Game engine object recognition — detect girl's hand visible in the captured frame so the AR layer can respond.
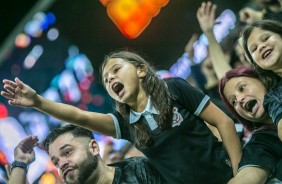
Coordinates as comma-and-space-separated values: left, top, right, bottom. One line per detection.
1, 78, 37, 107
197, 1, 217, 34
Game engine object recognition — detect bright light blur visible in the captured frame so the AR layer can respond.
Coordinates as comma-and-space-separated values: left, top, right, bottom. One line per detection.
15, 33, 31, 48
39, 173, 56, 184
103, 0, 169, 39
47, 28, 59, 41
169, 9, 236, 79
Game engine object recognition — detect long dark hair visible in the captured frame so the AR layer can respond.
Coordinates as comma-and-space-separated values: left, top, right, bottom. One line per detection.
218, 66, 277, 131
241, 19, 282, 87
101, 50, 173, 147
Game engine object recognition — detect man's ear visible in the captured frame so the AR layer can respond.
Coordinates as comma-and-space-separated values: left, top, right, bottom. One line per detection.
137, 64, 148, 78
88, 139, 100, 156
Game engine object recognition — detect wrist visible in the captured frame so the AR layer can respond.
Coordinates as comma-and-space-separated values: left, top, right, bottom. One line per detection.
34, 94, 43, 108
11, 160, 29, 173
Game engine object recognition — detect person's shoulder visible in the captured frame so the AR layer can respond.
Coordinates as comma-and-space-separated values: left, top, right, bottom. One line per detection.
164, 77, 187, 83
109, 157, 152, 169
164, 77, 189, 88
249, 127, 278, 142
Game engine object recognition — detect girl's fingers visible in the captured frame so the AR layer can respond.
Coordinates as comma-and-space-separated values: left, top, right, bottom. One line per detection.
15, 78, 25, 89
1, 91, 14, 100
210, 4, 217, 21
8, 99, 19, 106
3, 79, 17, 86
4, 85, 15, 95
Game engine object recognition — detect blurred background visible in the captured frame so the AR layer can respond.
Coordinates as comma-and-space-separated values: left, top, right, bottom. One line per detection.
0, 0, 248, 183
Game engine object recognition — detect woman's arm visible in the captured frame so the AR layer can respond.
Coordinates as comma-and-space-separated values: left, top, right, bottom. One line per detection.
197, 1, 232, 79
200, 101, 242, 175
1, 78, 116, 137
228, 167, 270, 184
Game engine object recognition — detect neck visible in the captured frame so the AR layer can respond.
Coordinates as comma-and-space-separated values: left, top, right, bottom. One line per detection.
86, 160, 115, 184
128, 84, 148, 112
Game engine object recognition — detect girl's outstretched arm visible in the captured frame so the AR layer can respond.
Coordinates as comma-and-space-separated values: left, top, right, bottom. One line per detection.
1, 78, 116, 137
200, 101, 242, 176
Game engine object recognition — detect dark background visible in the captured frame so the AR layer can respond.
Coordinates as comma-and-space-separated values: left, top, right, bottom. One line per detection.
0, 0, 247, 74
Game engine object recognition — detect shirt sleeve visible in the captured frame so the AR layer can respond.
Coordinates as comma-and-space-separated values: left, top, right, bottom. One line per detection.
108, 111, 133, 142
166, 77, 210, 116
238, 130, 282, 173
263, 81, 282, 126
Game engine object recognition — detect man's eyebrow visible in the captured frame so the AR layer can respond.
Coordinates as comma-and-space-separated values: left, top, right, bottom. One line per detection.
50, 144, 72, 162
103, 64, 118, 80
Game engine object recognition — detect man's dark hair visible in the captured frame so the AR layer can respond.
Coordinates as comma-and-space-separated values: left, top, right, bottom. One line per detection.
43, 124, 94, 153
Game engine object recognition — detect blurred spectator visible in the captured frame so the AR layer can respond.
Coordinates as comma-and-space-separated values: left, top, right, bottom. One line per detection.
102, 139, 144, 164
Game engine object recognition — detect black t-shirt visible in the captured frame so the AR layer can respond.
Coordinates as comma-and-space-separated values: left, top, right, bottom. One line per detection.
110, 78, 233, 184
263, 80, 282, 126
239, 128, 282, 180
110, 157, 165, 184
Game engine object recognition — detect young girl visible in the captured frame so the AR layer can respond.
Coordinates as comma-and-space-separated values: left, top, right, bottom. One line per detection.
1, 51, 241, 183
218, 66, 282, 183
240, 19, 282, 141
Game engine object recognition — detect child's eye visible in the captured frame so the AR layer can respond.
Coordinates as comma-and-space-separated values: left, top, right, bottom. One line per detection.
263, 35, 269, 41
114, 68, 120, 73
104, 78, 108, 84
231, 99, 237, 106
239, 85, 245, 92
250, 47, 257, 53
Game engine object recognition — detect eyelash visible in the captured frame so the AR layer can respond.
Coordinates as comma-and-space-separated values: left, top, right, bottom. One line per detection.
239, 85, 245, 92
230, 85, 245, 106
65, 149, 72, 157
263, 35, 269, 41
231, 99, 237, 106
114, 67, 120, 73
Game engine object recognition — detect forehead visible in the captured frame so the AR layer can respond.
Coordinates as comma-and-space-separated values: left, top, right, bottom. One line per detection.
103, 58, 127, 72
248, 28, 272, 43
223, 76, 263, 94
48, 133, 79, 155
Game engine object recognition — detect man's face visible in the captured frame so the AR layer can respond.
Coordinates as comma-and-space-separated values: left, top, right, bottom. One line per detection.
48, 133, 98, 184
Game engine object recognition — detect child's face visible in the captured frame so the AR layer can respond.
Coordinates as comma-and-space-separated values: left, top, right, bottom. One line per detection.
247, 28, 282, 72
223, 76, 269, 123
102, 58, 144, 103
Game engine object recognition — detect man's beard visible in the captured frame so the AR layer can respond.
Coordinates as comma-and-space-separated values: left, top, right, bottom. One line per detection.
64, 151, 98, 184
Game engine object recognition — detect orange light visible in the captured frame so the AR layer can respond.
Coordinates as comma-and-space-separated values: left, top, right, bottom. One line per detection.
39, 173, 56, 184
102, 0, 169, 39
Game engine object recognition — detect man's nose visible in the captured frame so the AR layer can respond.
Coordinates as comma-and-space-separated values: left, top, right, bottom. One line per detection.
59, 159, 69, 171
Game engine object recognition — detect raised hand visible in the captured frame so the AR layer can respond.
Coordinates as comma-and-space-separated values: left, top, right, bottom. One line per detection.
14, 136, 39, 164
1, 78, 37, 107
197, 1, 217, 34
